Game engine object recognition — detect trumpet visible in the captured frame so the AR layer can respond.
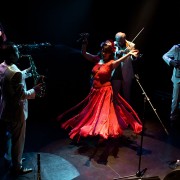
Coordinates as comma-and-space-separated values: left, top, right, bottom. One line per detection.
25, 55, 46, 98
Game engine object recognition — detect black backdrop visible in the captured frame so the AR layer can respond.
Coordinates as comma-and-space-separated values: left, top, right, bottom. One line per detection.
0, 0, 179, 121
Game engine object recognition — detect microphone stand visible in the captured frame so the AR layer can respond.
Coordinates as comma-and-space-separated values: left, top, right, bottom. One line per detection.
114, 74, 167, 180
134, 74, 169, 136
37, 153, 41, 180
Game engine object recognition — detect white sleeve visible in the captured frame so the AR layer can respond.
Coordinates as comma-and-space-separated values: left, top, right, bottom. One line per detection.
162, 45, 176, 66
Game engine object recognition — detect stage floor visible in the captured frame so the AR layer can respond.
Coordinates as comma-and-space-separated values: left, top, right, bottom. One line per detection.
0, 112, 180, 180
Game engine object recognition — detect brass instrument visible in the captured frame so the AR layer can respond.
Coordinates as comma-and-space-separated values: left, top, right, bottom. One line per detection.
17, 42, 50, 97
28, 55, 46, 98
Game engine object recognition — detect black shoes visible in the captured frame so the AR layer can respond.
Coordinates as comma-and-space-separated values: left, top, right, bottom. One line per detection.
3, 157, 26, 169
10, 166, 33, 176
3, 156, 32, 176
18, 167, 33, 175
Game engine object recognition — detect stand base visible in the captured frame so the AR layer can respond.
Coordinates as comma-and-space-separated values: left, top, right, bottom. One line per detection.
113, 168, 160, 180
114, 176, 160, 180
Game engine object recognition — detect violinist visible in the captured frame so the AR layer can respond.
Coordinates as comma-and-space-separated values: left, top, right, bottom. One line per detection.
111, 32, 142, 104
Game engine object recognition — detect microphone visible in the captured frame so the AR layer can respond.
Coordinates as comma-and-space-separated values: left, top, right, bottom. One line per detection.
77, 33, 89, 43
79, 33, 89, 37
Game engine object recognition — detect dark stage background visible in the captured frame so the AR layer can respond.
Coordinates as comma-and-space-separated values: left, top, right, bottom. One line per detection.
0, 0, 180, 122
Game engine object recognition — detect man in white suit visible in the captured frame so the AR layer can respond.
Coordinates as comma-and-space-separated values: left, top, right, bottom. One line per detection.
111, 32, 137, 104
0, 42, 43, 176
162, 44, 180, 126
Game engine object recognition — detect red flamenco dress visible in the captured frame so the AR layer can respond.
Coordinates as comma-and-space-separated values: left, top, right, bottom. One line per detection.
57, 60, 142, 140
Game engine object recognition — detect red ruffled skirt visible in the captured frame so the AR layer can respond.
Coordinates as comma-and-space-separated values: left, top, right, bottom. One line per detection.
57, 85, 142, 140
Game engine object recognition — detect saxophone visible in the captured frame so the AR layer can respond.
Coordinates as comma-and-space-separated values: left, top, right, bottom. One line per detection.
17, 43, 50, 97
28, 55, 46, 98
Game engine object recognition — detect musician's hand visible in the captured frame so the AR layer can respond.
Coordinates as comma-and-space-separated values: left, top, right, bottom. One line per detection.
26, 67, 32, 73
33, 83, 44, 95
129, 49, 139, 58
170, 60, 180, 68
